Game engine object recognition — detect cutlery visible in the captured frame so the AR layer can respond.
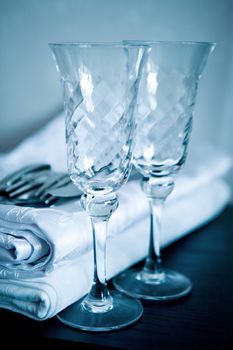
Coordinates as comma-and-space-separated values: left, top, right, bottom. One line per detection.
0, 164, 51, 191
0, 164, 141, 206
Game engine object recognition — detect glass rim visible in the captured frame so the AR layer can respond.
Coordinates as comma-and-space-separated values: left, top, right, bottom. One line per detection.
123, 40, 216, 47
48, 41, 146, 48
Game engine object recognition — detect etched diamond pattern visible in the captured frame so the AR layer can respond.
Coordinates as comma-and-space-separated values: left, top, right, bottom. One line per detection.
134, 66, 198, 175
66, 80, 135, 186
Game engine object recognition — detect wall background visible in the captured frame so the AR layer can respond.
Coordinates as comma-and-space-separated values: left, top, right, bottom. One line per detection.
0, 0, 232, 189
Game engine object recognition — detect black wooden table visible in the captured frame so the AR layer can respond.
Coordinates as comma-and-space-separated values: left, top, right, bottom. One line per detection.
1, 205, 233, 349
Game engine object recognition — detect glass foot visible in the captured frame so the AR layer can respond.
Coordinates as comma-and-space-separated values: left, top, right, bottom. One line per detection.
56, 290, 143, 331
113, 267, 192, 301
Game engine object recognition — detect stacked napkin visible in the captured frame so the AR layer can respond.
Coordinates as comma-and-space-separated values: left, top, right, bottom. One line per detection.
0, 112, 231, 320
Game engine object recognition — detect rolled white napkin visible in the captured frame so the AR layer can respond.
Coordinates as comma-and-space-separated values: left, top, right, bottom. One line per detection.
0, 179, 230, 320
0, 180, 148, 279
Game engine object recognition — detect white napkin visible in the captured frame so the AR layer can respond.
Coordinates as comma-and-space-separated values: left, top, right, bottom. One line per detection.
0, 180, 148, 279
0, 113, 67, 176
0, 179, 230, 320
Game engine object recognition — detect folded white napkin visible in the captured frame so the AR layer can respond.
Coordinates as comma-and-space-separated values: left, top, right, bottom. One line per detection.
0, 180, 148, 279
0, 179, 230, 320
0, 113, 67, 176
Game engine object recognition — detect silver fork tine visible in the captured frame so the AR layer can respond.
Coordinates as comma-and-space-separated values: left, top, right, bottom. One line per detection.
0, 166, 73, 207
51, 174, 70, 188
8, 179, 44, 198
44, 195, 58, 205
0, 165, 34, 189
34, 174, 60, 197
38, 175, 71, 205
0, 164, 51, 190
35, 173, 68, 197
22, 169, 51, 180
6, 164, 51, 186
5, 170, 51, 195
39, 175, 70, 200
5, 178, 29, 192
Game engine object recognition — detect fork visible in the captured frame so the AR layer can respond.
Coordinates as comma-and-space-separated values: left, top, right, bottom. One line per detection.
0, 163, 51, 191
0, 165, 70, 206
0, 164, 141, 207
5, 170, 51, 198
34, 173, 71, 205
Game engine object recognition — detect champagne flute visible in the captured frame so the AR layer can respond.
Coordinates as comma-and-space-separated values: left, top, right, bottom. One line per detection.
113, 40, 215, 300
49, 42, 147, 330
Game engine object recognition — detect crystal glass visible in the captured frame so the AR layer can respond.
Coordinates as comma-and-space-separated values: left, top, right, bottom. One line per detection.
49, 42, 147, 331
113, 41, 215, 300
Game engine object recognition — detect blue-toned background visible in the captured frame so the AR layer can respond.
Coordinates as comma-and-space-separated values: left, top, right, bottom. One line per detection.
0, 0, 232, 191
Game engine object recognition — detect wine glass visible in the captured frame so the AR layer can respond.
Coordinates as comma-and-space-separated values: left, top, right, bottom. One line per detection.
113, 41, 215, 300
49, 42, 147, 331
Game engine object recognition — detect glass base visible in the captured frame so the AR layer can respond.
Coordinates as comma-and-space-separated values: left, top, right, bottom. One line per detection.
56, 290, 143, 331
113, 267, 192, 301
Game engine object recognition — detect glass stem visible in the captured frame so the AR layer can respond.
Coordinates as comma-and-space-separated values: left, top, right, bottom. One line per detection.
141, 176, 174, 277
81, 193, 118, 313
144, 198, 164, 272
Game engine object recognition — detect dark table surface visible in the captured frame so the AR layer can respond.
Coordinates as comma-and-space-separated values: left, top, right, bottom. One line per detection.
1, 205, 233, 349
